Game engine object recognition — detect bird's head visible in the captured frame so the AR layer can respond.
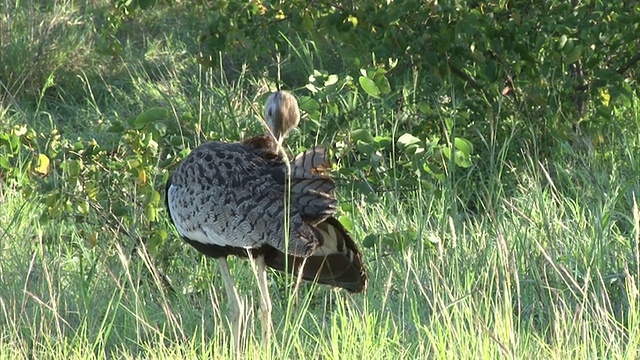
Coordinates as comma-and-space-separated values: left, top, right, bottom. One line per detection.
264, 90, 300, 144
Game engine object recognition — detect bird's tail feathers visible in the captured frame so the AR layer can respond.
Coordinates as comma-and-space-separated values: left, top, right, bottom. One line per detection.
265, 217, 367, 293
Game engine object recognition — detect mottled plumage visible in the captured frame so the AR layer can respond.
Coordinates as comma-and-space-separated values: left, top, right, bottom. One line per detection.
166, 136, 366, 291
165, 90, 366, 348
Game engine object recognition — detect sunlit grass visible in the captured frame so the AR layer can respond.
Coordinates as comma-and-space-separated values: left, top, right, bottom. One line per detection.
1, 179, 639, 357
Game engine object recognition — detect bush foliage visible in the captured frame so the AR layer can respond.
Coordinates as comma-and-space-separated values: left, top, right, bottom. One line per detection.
2, 0, 639, 255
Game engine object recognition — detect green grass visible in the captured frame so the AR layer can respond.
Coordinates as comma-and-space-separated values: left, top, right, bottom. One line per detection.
2, 1, 640, 359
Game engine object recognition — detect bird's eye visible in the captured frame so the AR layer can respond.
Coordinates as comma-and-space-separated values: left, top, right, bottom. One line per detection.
267, 109, 273, 117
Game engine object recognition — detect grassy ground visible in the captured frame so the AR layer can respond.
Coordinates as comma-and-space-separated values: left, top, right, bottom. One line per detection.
1, 1, 639, 359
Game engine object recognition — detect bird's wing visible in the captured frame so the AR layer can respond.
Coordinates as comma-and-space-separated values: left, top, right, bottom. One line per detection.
242, 137, 338, 224
288, 146, 337, 224
167, 141, 318, 257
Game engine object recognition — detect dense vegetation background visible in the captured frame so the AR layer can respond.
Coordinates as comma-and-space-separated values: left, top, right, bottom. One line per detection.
1, 0, 639, 358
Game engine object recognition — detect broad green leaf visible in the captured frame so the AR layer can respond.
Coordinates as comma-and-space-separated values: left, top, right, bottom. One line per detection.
0, 156, 10, 170
443, 145, 473, 168
64, 159, 82, 177
299, 96, 320, 112
454, 137, 474, 156
445, 118, 454, 132
358, 76, 380, 97
618, 93, 632, 108
9, 135, 20, 153
566, 45, 581, 64
442, 147, 451, 160
356, 142, 375, 156
340, 203, 353, 212
363, 234, 378, 248
147, 230, 168, 253
374, 74, 391, 94
135, 107, 168, 130
351, 129, 375, 143
338, 216, 353, 232
374, 136, 392, 149
179, 148, 191, 158
144, 202, 156, 221
561, 38, 574, 54
397, 133, 421, 148
147, 190, 161, 206
170, 136, 185, 147
398, 133, 424, 155
374, 67, 388, 77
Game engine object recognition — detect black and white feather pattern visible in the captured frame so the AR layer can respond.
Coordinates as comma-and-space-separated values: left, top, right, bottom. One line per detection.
166, 134, 366, 292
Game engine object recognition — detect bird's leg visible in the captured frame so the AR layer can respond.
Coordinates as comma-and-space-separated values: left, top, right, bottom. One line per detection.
248, 252, 272, 348
291, 256, 309, 310
217, 257, 244, 353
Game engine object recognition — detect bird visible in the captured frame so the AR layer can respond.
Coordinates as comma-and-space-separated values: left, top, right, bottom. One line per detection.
165, 90, 367, 349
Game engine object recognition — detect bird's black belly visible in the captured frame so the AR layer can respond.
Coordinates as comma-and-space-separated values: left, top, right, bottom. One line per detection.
182, 237, 275, 259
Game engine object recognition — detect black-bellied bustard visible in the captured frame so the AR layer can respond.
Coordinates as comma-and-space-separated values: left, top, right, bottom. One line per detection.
165, 90, 366, 349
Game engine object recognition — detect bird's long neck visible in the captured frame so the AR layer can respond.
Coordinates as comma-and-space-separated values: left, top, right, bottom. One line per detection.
271, 112, 286, 145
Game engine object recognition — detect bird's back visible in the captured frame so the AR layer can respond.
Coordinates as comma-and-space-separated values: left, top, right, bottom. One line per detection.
167, 136, 366, 293
167, 139, 317, 256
